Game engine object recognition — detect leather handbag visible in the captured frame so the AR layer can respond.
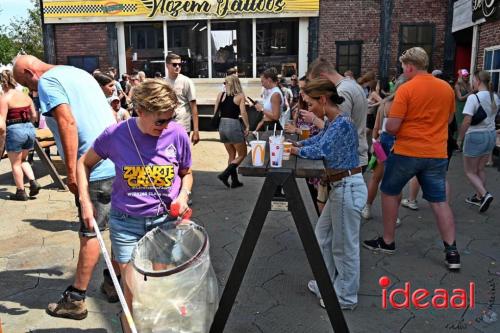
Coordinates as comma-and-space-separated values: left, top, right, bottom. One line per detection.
211, 92, 224, 129
470, 94, 487, 126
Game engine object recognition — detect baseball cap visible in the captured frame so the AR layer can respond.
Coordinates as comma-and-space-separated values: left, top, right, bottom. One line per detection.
107, 95, 120, 104
459, 69, 469, 77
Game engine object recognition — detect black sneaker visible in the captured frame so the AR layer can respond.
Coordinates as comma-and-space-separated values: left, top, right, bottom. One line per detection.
362, 237, 395, 254
29, 180, 41, 197
479, 192, 493, 213
445, 249, 461, 270
9, 189, 28, 201
465, 194, 481, 206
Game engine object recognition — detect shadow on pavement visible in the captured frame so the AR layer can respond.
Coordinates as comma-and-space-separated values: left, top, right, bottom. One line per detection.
0, 268, 65, 312
23, 219, 79, 233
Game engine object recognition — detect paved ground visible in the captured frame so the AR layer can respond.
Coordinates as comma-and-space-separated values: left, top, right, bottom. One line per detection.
0, 131, 499, 333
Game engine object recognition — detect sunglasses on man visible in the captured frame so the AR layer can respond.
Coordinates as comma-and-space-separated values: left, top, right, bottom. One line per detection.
169, 63, 182, 68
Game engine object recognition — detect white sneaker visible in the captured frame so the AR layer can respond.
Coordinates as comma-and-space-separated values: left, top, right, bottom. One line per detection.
401, 199, 418, 210
361, 205, 372, 219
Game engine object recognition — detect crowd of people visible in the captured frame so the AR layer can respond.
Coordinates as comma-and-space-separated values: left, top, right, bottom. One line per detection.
0, 45, 498, 330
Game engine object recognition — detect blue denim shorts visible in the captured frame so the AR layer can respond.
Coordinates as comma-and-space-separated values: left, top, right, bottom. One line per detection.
109, 208, 175, 263
379, 132, 395, 156
5, 123, 35, 152
463, 130, 496, 157
381, 154, 448, 202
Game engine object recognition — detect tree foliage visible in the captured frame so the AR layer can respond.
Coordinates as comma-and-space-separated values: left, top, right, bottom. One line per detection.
0, 0, 43, 64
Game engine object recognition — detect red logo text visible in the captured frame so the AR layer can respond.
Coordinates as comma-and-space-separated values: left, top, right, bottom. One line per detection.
379, 276, 475, 309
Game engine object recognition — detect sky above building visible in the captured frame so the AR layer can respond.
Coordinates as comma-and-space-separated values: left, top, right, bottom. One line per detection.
0, 0, 32, 25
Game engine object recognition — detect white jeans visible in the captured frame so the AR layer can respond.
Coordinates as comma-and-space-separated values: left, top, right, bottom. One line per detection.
314, 173, 367, 306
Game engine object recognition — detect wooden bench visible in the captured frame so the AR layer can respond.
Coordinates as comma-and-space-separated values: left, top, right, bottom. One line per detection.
35, 128, 67, 190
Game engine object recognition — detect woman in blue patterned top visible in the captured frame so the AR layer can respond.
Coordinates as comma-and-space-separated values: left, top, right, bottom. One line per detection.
291, 78, 367, 310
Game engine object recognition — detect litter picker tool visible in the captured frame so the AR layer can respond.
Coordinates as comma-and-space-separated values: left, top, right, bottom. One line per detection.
92, 218, 138, 333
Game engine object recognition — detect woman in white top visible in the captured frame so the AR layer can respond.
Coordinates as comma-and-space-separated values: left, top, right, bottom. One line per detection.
458, 70, 499, 212
254, 67, 284, 131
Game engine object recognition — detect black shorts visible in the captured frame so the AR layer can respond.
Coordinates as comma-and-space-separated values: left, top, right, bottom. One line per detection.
366, 114, 376, 130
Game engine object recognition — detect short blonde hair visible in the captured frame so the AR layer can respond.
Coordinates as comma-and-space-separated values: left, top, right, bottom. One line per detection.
225, 75, 243, 96
132, 79, 178, 114
399, 47, 429, 70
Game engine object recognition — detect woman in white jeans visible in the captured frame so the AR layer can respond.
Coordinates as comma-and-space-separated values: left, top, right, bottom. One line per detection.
457, 70, 499, 213
291, 78, 367, 310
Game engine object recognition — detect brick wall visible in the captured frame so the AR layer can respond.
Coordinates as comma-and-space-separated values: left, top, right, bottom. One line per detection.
318, 0, 380, 75
54, 23, 112, 69
318, 0, 449, 77
390, 0, 448, 73
476, 20, 500, 70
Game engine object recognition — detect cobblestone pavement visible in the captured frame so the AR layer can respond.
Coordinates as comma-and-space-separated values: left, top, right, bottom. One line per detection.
0, 132, 499, 333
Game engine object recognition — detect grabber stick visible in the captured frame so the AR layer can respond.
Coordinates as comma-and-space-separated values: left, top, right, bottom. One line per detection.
92, 219, 138, 333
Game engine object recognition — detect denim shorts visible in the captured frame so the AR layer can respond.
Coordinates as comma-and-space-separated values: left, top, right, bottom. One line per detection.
379, 132, 395, 156
463, 130, 496, 157
109, 208, 176, 263
76, 177, 114, 237
5, 123, 35, 152
219, 118, 245, 143
381, 154, 448, 202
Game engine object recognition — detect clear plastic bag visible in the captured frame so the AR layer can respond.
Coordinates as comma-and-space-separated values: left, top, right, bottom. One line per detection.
129, 222, 218, 333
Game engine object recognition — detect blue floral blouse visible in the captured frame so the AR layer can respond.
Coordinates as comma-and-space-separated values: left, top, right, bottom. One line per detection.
298, 116, 359, 169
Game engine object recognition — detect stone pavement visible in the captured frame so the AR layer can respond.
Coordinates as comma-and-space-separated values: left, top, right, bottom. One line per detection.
0, 131, 499, 333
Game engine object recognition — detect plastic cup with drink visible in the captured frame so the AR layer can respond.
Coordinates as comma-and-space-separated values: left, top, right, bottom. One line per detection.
299, 125, 310, 140
269, 135, 284, 168
250, 140, 266, 166
283, 142, 292, 160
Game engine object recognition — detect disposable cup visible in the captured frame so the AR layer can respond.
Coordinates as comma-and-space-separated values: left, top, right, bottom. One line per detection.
300, 125, 310, 140
269, 142, 284, 168
250, 140, 266, 166
283, 142, 292, 160
269, 135, 285, 144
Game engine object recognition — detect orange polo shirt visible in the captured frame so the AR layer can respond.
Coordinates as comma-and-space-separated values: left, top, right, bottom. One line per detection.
389, 74, 455, 158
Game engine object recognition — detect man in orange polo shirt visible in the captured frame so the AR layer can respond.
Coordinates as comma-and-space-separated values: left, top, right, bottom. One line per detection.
363, 47, 460, 270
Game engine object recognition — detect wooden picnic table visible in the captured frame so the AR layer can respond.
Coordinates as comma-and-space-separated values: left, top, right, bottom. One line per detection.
209, 131, 349, 333
35, 128, 66, 190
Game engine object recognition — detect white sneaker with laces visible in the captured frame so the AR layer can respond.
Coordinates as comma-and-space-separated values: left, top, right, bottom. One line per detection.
401, 198, 418, 210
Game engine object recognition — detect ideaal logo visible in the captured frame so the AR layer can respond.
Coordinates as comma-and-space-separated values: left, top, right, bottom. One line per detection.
102, 2, 124, 14
379, 276, 475, 309
123, 165, 175, 188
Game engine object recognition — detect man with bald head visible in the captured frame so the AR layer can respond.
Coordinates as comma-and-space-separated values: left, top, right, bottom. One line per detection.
14, 55, 117, 319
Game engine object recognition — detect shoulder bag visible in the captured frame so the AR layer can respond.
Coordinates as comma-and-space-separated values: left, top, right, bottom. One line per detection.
470, 94, 488, 126
211, 92, 225, 129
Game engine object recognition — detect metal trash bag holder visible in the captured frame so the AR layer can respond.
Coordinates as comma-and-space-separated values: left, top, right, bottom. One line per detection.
129, 222, 219, 333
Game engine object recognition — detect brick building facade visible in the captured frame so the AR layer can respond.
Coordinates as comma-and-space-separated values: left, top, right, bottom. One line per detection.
43, 0, 498, 92
53, 24, 115, 70
318, 0, 451, 84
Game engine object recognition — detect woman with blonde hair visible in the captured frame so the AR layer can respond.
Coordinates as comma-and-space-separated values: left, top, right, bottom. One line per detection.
455, 69, 472, 127
0, 70, 41, 200
291, 78, 367, 310
458, 70, 499, 212
77, 79, 193, 331
215, 74, 250, 188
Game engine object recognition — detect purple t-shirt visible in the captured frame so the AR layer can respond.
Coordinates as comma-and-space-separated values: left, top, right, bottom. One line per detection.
93, 118, 192, 217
